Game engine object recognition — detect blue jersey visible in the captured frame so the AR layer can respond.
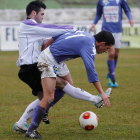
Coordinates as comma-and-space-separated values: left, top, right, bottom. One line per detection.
93, 0, 132, 33
50, 31, 99, 83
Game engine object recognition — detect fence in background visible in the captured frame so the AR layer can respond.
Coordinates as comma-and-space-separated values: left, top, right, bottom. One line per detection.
0, 20, 140, 51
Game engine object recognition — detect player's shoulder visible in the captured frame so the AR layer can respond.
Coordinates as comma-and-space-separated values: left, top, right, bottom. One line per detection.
22, 19, 37, 25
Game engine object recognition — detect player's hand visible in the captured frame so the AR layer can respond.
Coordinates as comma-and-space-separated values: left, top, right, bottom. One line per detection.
90, 24, 96, 32
129, 20, 134, 27
100, 93, 110, 107
41, 43, 46, 51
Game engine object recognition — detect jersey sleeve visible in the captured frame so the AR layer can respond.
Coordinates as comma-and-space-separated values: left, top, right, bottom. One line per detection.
121, 0, 132, 20
20, 20, 75, 42
80, 46, 99, 83
93, 0, 103, 24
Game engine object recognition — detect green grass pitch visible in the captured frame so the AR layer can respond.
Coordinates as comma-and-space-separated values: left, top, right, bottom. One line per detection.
0, 49, 140, 140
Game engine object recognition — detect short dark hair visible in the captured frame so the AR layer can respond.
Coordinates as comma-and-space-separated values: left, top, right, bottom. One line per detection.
94, 31, 115, 46
26, 1, 46, 16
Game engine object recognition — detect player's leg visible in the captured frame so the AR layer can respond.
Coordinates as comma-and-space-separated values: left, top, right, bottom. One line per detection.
107, 33, 119, 87
45, 64, 73, 113
14, 63, 67, 130
43, 88, 65, 124
56, 63, 98, 103
56, 64, 110, 107
44, 63, 74, 113
63, 82, 99, 103
114, 48, 119, 68
13, 91, 44, 133
43, 64, 73, 123
107, 46, 116, 82
107, 33, 122, 87
14, 88, 64, 130
56, 76, 111, 108
14, 76, 72, 131
26, 77, 56, 139
25, 48, 59, 138
13, 65, 44, 133
13, 99, 40, 133
114, 33, 122, 70
107, 50, 118, 87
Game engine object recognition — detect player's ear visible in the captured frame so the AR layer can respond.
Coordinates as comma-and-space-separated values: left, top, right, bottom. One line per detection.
100, 42, 106, 46
31, 10, 36, 16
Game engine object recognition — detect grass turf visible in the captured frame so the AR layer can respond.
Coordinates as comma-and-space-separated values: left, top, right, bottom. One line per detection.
0, 49, 140, 140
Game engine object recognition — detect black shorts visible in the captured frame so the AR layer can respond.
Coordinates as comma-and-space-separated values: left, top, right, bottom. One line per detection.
18, 63, 43, 96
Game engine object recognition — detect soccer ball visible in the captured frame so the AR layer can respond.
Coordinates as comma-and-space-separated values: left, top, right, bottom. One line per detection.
79, 111, 98, 131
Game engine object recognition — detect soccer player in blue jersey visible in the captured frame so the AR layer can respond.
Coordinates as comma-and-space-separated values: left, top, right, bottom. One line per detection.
25, 30, 115, 139
90, 0, 134, 87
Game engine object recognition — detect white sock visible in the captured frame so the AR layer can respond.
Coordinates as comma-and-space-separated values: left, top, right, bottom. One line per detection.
63, 83, 98, 103
17, 99, 40, 127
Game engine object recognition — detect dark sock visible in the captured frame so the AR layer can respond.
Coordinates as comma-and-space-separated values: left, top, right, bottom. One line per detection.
114, 59, 118, 69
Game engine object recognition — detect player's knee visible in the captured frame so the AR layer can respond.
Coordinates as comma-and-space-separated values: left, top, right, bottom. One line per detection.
108, 52, 115, 59
48, 96, 54, 104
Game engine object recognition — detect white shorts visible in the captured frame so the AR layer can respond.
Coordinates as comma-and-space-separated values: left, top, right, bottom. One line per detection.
37, 47, 69, 79
112, 33, 122, 49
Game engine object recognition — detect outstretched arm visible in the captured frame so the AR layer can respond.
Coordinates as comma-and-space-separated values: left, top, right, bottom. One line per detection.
93, 81, 110, 107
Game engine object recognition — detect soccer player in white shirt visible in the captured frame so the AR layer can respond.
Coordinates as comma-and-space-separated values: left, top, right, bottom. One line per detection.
14, 0, 75, 133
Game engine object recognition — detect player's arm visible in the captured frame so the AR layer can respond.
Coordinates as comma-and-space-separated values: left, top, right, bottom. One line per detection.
22, 20, 75, 41
93, 81, 110, 107
90, 1, 102, 32
42, 38, 54, 51
122, 0, 134, 27
80, 46, 110, 107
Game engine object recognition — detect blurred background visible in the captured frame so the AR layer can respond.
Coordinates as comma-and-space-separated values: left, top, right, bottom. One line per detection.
0, 0, 140, 51
0, 0, 140, 9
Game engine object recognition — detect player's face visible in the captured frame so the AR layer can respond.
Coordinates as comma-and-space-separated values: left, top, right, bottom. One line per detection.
96, 44, 112, 54
35, 8, 45, 23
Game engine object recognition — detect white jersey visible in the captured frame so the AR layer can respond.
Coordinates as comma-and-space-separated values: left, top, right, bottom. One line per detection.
17, 19, 75, 66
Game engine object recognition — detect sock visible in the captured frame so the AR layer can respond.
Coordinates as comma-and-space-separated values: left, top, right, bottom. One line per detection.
17, 99, 40, 127
45, 88, 65, 113
17, 89, 65, 127
27, 105, 45, 132
63, 83, 98, 103
114, 59, 118, 69
107, 59, 115, 82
